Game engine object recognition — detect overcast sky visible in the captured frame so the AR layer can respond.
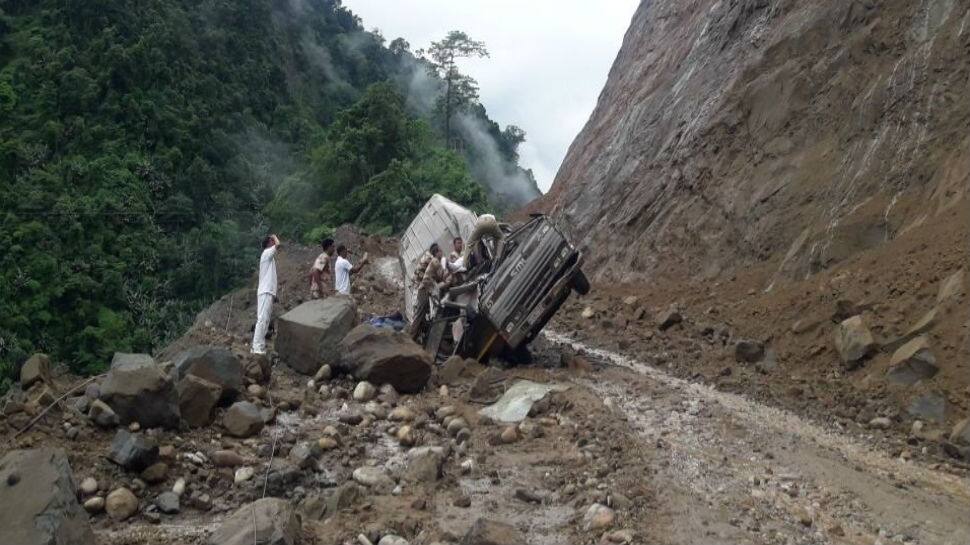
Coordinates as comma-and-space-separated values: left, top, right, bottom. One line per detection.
343, 0, 640, 192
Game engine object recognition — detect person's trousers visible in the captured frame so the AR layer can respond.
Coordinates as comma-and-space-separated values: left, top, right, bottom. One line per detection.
252, 293, 274, 353
409, 288, 430, 341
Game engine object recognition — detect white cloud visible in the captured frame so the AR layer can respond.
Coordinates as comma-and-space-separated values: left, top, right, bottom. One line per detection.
343, 0, 639, 192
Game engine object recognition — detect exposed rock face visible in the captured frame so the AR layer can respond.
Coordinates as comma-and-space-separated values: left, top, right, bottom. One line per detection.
100, 353, 180, 429
337, 324, 432, 393
276, 297, 359, 375
173, 346, 244, 402
543, 0, 970, 284
0, 448, 96, 545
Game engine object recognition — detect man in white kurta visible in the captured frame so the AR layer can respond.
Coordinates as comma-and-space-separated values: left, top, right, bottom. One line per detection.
252, 235, 280, 355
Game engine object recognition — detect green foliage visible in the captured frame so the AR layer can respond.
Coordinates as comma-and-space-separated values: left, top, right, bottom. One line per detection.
0, 1, 529, 388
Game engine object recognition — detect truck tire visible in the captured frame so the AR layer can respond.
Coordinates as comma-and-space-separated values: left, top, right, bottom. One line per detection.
571, 271, 591, 295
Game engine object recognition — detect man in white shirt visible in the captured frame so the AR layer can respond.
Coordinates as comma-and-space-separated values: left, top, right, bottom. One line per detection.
252, 234, 280, 355
309, 238, 334, 299
334, 244, 368, 295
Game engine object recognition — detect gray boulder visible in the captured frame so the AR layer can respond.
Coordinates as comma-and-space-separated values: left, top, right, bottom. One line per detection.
337, 325, 432, 393
886, 336, 938, 385
173, 346, 244, 402
177, 374, 223, 428
223, 401, 264, 438
0, 448, 96, 545
207, 498, 301, 545
461, 518, 526, 545
276, 297, 358, 375
403, 446, 446, 483
100, 353, 180, 428
154, 491, 180, 514
833, 316, 875, 367
907, 392, 946, 422
108, 430, 159, 471
656, 306, 683, 330
88, 399, 120, 428
20, 353, 52, 389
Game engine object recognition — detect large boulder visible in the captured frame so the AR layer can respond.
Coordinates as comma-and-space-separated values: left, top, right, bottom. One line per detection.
886, 336, 938, 385
833, 316, 876, 367
208, 498, 301, 545
177, 374, 223, 428
173, 346, 244, 402
276, 297, 359, 375
0, 448, 96, 545
20, 353, 53, 389
99, 353, 180, 429
336, 325, 432, 393
223, 401, 264, 438
108, 430, 160, 471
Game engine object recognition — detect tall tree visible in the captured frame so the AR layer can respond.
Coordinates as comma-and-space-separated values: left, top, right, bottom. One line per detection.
422, 31, 489, 147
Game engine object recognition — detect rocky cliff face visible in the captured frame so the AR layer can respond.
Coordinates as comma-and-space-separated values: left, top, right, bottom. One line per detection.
548, 0, 968, 284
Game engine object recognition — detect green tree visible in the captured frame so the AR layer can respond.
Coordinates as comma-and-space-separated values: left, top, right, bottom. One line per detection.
422, 31, 489, 147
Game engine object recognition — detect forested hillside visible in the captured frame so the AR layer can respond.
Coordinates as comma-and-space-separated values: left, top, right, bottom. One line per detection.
0, 0, 538, 384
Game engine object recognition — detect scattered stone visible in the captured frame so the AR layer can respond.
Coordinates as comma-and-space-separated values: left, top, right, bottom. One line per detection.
353, 381, 377, 401
336, 325, 433, 393
604, 529, 635, 544
886, 336, 938, 385
832, 299, 863, 322
656, 306, 683, 330
248, 384, 265, 398
173, 346, 244, 402
950, 418, 970, 447
868, 417, 892, 430
352, 467, 395, 494
561, 351, 593, 373
906, 308, 938, 338
397, 425, 417, 447
447, 417, 468, 437
83, 496, 105, 514
172, 478, 186, 496
403, 446, 446, 483
317, 437, 339, 451
584, 503, 616, 530
89, 399, 120, 428
314, 364, 333, 382
622, 295, 639, 306
276, 297, 359, 375
105, 487, 139, 521
234, 467, 255, 484
907, 392, 947, 422
378, 536, 409, 545
158, 445, 176, 460
20, 353, 52, 389
80, 476, 98, 496
207, 498, 301, 545
734, 340, 765, 363
438, 355, 469, 384
128, 421, 141, 432
140, 462, 169, 484
500, 426, 519, 444
454, 495, 472, 508
581, 307, 595, 319
84, 383, 100, 400
154, 491, 180, 514
108, 430, 160, 471
289, 442, 320, 469
389, 406, 416, 422
460, 518, 526, 545
212, 450, 247, 468
0, 448, 96, 544
177, 374, 223, 428
833, 316, 875, 367
223, 401, 264, 438
514, 488, 542, 504
100, 353, 180, 429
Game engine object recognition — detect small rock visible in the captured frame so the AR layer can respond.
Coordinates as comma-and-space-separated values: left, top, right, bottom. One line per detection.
207, 498, 300, 545
500, 426, 518, 444
396, 425, 417, 447
378, 535, 409, 545
886, 336, 939, 385
834, 316, 875, 367
604, 529, 634, 544
89, 400, 120, 428
105, 488, 139, 521
140, 462, 169, 484
352, 467, 395, 494
158, 445, 176, 460
83, 496, 105, 514
581, 307, 595, 319
869, 417, 892, 430
950, 418, 970, 447
584, 503, 615, 530
211, 450, 247, 468
317, 437, 339, 451
461, 518, 525, 545
223, 401, 264, 438
734, 340, 765, 363
80, 477, 99, 496
154, 491, 180, 514
289, 441, 320, 469
172, 478, 186, 496
656, 306, 683, 330
20, 353, 52, 389
108, 430, 159, 471
314, 364, 333, 381
234, 466, 255, 484
388, 406, 416, 422
454, 495, 472, 508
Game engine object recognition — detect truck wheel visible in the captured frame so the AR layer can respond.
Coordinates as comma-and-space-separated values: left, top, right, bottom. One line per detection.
571, 271, 591, 295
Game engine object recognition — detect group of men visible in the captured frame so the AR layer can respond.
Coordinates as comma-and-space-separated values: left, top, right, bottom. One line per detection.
407, 236, 468, 341
251, 235, 369, 355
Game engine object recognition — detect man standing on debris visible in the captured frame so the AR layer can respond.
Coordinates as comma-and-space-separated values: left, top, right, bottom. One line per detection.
445, 236, 466, 282
252, 234, 280, 355
409, 242, 447, 340
334, 244, 369, 296
309, 238, 334, 299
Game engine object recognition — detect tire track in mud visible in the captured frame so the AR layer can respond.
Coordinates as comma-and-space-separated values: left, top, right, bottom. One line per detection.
546, 331, 970, 545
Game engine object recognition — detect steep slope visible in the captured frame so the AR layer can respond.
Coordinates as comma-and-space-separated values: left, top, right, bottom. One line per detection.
547, 0, 968, 284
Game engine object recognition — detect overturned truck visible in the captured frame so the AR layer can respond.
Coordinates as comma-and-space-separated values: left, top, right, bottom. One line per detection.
401, 195, 589, 363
